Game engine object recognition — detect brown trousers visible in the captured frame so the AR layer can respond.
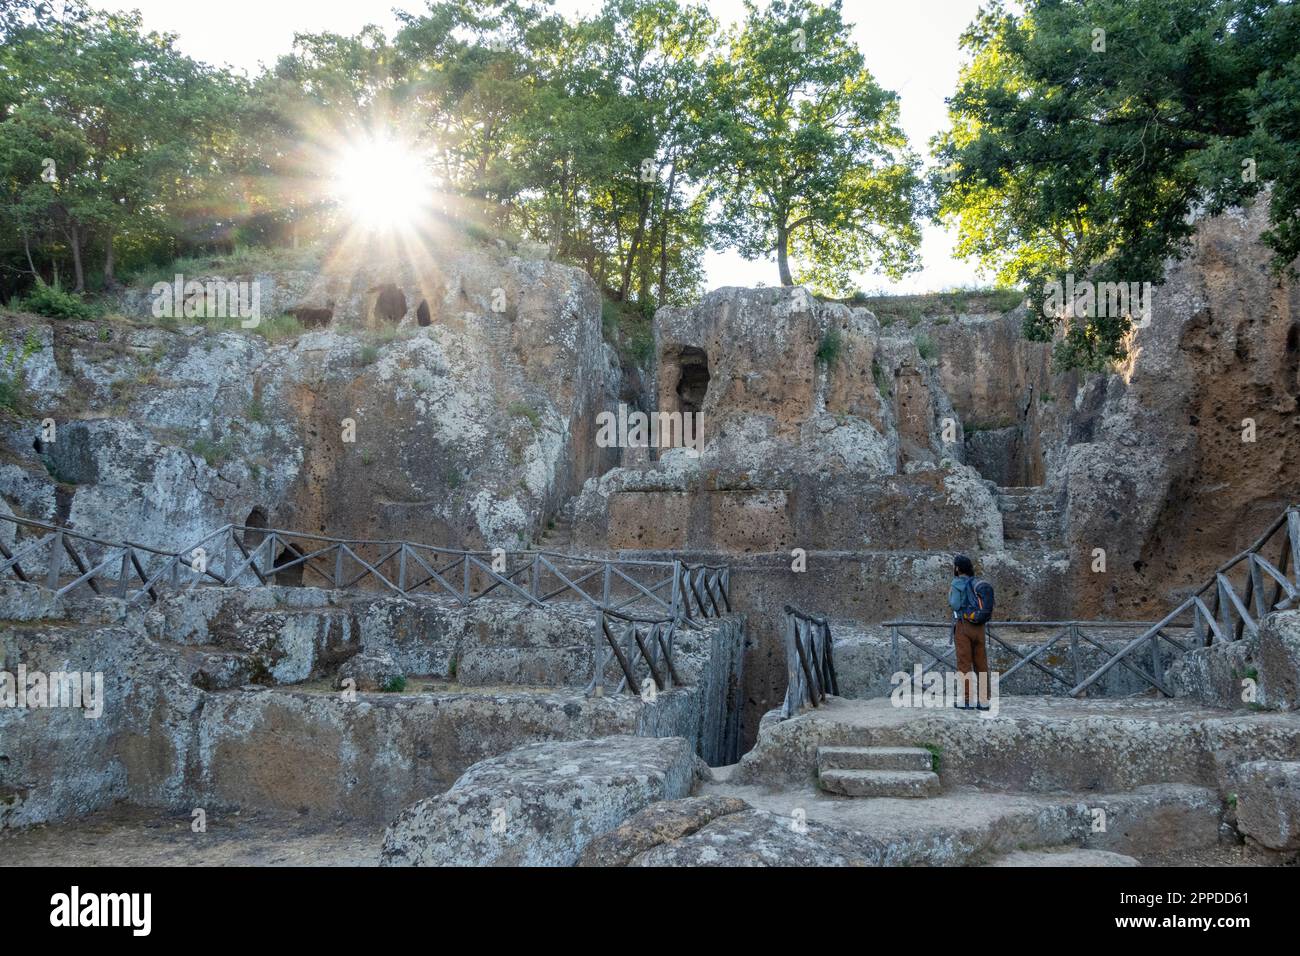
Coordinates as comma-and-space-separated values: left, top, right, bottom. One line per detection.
953, 618, 989, 704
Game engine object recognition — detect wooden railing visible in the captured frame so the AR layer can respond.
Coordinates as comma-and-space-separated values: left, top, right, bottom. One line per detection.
587, 606, 684, 698
0, 514, 730, 622
781, 604, 838, 717
1069, 503, 1300, 696
885, 620, 1187, 697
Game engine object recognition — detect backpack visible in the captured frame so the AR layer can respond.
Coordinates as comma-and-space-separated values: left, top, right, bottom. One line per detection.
959, 577, 996, 625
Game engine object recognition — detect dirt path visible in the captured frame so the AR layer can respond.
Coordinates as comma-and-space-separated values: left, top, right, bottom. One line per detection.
0, 805, 383, 866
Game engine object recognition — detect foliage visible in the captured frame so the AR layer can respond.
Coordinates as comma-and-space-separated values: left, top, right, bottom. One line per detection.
0, 330, 41, 411
934, 0, 1300, 369
13, 278, 97, 319
914, 332, 937, 362
705, 0, 924, 292
815, 327, 842, 364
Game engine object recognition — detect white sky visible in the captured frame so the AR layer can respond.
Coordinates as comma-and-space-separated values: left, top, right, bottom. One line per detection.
101, 0, 990, 294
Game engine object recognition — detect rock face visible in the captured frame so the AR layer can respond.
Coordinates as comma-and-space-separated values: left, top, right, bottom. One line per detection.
0, 240, 618, 554
379, 736, 698, 866
0, 580, 745, 828
1259, 610, 1300, 710
1233, 760, 1300, 851
1055, 200, 1300, 618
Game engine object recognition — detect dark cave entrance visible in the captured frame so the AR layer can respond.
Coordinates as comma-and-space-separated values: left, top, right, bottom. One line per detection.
671, 346, 710, 415
243, 507, 268, 549
416, 299, 431, 327
371, 284, 407, 325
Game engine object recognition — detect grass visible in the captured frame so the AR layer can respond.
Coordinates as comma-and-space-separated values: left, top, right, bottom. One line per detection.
872, 358, 891, 397
917, 742, 943, 773
815, 327, 843, 365
124, 244, 322, 288
851, 286, 1025, 327
507, 400, 541, 429
359, 345, 380, 366
190, 435, 236, 467
206, 312, 304, 343
245, 399, 264, 423
915, 332, 937, 363
0, 330, 42, 413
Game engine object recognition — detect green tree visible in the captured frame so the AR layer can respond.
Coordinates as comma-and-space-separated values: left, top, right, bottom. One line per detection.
706, 0, 923, 291
0, 1, 243, 290
935, 0, 1300, 370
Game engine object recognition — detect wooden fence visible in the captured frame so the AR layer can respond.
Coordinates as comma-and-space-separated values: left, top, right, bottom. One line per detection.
0, 514, 730, 622
781, 604, 838, 717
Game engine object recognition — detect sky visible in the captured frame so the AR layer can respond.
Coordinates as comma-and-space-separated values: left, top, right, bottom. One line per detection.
100, 0, 991, 294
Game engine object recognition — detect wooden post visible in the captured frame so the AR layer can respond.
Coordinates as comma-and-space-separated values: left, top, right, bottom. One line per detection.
46, 531, 62, 591
1070, 623, 1081, 687
398, 544, 408, 592
602, 562, 611, 606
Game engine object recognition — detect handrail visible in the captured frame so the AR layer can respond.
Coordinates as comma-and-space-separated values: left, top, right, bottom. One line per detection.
0, 513, 730, 620
781, 604, 838, 717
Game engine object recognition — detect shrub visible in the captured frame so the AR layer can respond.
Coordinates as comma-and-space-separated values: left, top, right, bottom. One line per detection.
871, 358, 891, 397
815, 328, 843, 365
508, 400, 541, 429
381, 675, 407, 693
15, 279, 97, 320
915, 333, 937, 362
359, 345, 379, 366
0, 331, 42, 412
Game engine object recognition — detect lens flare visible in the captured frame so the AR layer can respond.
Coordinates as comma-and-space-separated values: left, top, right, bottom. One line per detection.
330, 137, 430, 231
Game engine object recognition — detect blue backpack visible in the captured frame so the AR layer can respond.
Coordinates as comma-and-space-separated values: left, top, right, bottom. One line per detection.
958, 577, 995, 625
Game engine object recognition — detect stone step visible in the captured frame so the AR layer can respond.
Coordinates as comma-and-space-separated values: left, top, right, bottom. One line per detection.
817, 746, 933, 773
817, 768, 942, 798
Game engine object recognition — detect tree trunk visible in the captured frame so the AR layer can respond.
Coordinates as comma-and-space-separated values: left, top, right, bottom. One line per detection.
659, 159, 677, 303
776, 222, 793, 286
620, 186, 650, 302
68, 223, 85, 293
102, 230, 117, 290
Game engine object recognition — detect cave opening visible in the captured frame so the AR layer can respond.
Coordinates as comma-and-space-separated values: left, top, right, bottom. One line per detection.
371, 283, 407, 325
672, 346, 710, 415
273, 542, 305, 587
243, 507, 268, 548
416, 299, 431, 327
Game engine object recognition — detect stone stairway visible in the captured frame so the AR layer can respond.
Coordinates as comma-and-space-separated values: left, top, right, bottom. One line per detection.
996, 485, 1063, 549
816, 746, 941, 798
537, 497, 577, 551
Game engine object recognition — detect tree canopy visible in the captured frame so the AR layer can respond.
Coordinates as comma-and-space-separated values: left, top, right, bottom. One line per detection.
0, 0, 924, 308
934, 0, 1300, 370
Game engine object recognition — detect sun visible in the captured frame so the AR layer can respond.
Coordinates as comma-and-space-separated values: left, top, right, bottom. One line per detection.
330, 136, 431, 231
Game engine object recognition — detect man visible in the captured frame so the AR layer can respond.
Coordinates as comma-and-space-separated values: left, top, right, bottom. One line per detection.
948, 554, 990, 711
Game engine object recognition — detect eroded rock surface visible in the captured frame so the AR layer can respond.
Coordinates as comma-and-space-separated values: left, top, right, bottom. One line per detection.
379, 735, 698, 866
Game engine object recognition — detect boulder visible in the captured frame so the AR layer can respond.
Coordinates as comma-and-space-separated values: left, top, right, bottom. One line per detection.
1259, 611, 1300, 710
379, 736, 698, 866
1233, 760, 1300, 851
630, 808, 876, 866
336, 651, 401, 692
576, 794, 749, 866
